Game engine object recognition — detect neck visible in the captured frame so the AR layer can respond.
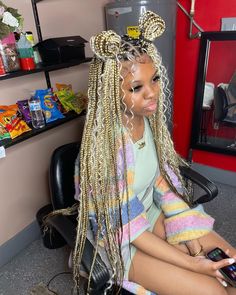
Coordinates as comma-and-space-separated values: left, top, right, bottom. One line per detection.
122, 114, 145, 143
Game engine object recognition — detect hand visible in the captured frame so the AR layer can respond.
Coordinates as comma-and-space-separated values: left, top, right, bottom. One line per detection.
186, 240, 204, 256
192, 254, 235, 287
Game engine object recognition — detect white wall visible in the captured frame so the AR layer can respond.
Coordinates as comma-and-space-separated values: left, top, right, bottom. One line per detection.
0, 0, 108, 246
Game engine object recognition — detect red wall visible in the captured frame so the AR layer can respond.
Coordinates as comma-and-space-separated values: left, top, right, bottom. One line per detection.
173, 0, 236, 172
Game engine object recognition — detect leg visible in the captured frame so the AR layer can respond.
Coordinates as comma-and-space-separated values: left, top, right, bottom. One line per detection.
128, 249, 232, 295
198, 231, 236, 256
152, 213, 236, 257
152, 212, 189, 254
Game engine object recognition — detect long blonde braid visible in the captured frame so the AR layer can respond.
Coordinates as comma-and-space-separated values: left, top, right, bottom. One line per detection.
73, 11, 191, 293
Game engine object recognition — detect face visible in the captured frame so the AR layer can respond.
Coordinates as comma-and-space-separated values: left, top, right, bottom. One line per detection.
120, 56, 160, 119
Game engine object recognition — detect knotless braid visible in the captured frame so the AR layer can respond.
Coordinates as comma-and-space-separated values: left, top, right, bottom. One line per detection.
73, 10, 192, 293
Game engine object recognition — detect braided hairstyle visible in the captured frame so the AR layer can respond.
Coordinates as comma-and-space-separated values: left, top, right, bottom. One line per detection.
73, 11, 190, 293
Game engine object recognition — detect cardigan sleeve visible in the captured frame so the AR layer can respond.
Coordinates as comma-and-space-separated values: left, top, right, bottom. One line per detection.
119, 194, 151, 246
153, 174, 215, 245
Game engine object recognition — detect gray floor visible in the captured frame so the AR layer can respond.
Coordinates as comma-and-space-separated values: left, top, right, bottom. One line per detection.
0, 182, 235, 295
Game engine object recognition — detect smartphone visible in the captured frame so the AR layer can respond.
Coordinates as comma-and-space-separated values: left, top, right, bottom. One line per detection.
206, 247, 236, 287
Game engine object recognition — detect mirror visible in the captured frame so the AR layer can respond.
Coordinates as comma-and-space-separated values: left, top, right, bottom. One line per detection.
191, 31, 236, 156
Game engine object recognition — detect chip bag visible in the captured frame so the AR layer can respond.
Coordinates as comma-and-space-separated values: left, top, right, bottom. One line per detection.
0, 108, 10, 140
54, 83, 87, 114
0, 104, 31, 139
35, 89, 65, 123
17, 99, 32, 124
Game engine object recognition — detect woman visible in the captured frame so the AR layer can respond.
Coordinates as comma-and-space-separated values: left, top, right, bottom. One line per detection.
73, 11, 236, 295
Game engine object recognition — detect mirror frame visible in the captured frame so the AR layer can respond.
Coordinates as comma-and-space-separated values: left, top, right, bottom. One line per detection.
190, 31, 236, 156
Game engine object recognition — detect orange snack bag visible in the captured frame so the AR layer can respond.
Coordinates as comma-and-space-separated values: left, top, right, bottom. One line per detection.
0, 104, 31, 139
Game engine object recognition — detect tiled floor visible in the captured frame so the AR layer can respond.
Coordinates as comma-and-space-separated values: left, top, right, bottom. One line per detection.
0, 182, 235, 295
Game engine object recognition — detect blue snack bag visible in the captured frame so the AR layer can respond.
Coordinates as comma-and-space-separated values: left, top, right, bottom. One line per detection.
35, 89, 64, 123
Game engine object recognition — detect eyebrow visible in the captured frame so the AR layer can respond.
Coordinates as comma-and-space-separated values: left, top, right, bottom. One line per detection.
131, 70, 159, 84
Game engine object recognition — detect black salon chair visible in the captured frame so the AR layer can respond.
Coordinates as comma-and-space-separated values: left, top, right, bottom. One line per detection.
214, 85, 236, 125
45, 141, 218, 294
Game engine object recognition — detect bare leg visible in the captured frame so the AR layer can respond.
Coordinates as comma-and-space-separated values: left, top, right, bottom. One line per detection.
152, 213, 236, 257
198, 231, 236, 256
148, 212, 236, 293
128, 249, 233, 295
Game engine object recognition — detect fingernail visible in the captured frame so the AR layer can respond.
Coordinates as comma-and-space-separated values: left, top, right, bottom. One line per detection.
228, 258, 235, 264
222, 281, 228, 287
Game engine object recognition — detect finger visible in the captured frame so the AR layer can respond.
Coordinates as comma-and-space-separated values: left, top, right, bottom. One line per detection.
225, 249, 236, 260
212, 258, 235, 270
216, 277, 228, 288
225, 249, 230, 256
216, 270, 225, 280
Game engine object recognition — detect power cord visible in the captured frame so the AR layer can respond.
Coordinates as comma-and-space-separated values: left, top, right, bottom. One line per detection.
45, 271, 73, 295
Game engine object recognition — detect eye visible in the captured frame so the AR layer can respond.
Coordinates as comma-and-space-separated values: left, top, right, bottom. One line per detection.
129, 85, 142, 93
153, 75, 160, 83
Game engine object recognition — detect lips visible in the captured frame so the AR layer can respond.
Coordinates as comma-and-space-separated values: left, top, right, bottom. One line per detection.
144, 102, 157, 112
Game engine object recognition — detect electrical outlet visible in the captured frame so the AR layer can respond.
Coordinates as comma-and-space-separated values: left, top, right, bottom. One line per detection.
221, 17, 236, 31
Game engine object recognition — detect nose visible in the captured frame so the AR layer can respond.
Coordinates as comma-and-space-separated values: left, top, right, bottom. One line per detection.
144, 84, 158, 100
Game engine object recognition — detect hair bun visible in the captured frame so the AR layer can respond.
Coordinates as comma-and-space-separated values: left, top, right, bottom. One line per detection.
139, 10, 165, 41
90, 30, 121, 59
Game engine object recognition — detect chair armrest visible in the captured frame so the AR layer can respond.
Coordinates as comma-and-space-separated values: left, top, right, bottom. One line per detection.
179, 166, 218, 205
48, 215, 110, 292
226, 102, 236, 110
48, 215, 76, 248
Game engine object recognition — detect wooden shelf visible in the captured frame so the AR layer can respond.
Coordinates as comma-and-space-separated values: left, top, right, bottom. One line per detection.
0, 58, 92, 81
1, 111, 85, 149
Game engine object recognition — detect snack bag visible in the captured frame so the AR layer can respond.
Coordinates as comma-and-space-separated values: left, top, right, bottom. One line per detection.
35, 89, 65, 123
17, 99, 32, 124
50, 90, 67, 114
0, 104, 31, 139
75, 90, 88, 112
55, 83, 87, 114
0, 108, 11, 140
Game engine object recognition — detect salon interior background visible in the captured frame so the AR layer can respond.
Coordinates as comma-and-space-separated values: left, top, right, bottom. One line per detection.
0, 0, 235, 269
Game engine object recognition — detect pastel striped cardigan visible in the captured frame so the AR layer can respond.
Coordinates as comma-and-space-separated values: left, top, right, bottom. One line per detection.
74, 125, 214, 295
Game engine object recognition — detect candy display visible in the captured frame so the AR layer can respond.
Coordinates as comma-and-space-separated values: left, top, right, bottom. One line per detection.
0, 33, 20, 72
35, 88, 65, 123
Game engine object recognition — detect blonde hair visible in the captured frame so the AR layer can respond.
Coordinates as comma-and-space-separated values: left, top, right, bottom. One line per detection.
73, 11, 190, 293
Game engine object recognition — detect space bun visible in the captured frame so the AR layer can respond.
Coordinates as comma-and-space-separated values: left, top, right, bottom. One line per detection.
139, 10, 165, 41
90, 30, 121, 59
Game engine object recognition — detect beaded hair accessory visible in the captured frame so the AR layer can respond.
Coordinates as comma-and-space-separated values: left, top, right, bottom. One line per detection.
90, 10, 166, 59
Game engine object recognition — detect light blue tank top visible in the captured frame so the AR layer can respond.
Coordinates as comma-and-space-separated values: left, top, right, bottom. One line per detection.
133, 118, 159, 211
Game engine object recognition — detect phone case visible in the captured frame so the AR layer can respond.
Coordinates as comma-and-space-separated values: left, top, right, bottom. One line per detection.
206, 247, 236, 287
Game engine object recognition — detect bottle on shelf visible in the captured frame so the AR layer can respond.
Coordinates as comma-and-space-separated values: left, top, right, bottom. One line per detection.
17, 34, 35, 71
28, 95, 45, 129
25, 31, 41, 64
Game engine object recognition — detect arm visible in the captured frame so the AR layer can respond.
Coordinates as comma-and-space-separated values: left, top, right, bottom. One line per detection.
133, 230, 193, 270
153, 175, 215, 245
132, 229, 235, 279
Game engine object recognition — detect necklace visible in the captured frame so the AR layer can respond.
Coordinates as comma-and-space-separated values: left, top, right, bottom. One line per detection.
138, 141, 146, 149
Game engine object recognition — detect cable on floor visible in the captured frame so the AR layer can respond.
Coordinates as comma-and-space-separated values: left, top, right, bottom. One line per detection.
46, 271, 73, 295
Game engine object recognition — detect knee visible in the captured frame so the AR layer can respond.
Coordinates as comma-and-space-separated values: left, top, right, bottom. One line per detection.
204, 284, 228, 295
